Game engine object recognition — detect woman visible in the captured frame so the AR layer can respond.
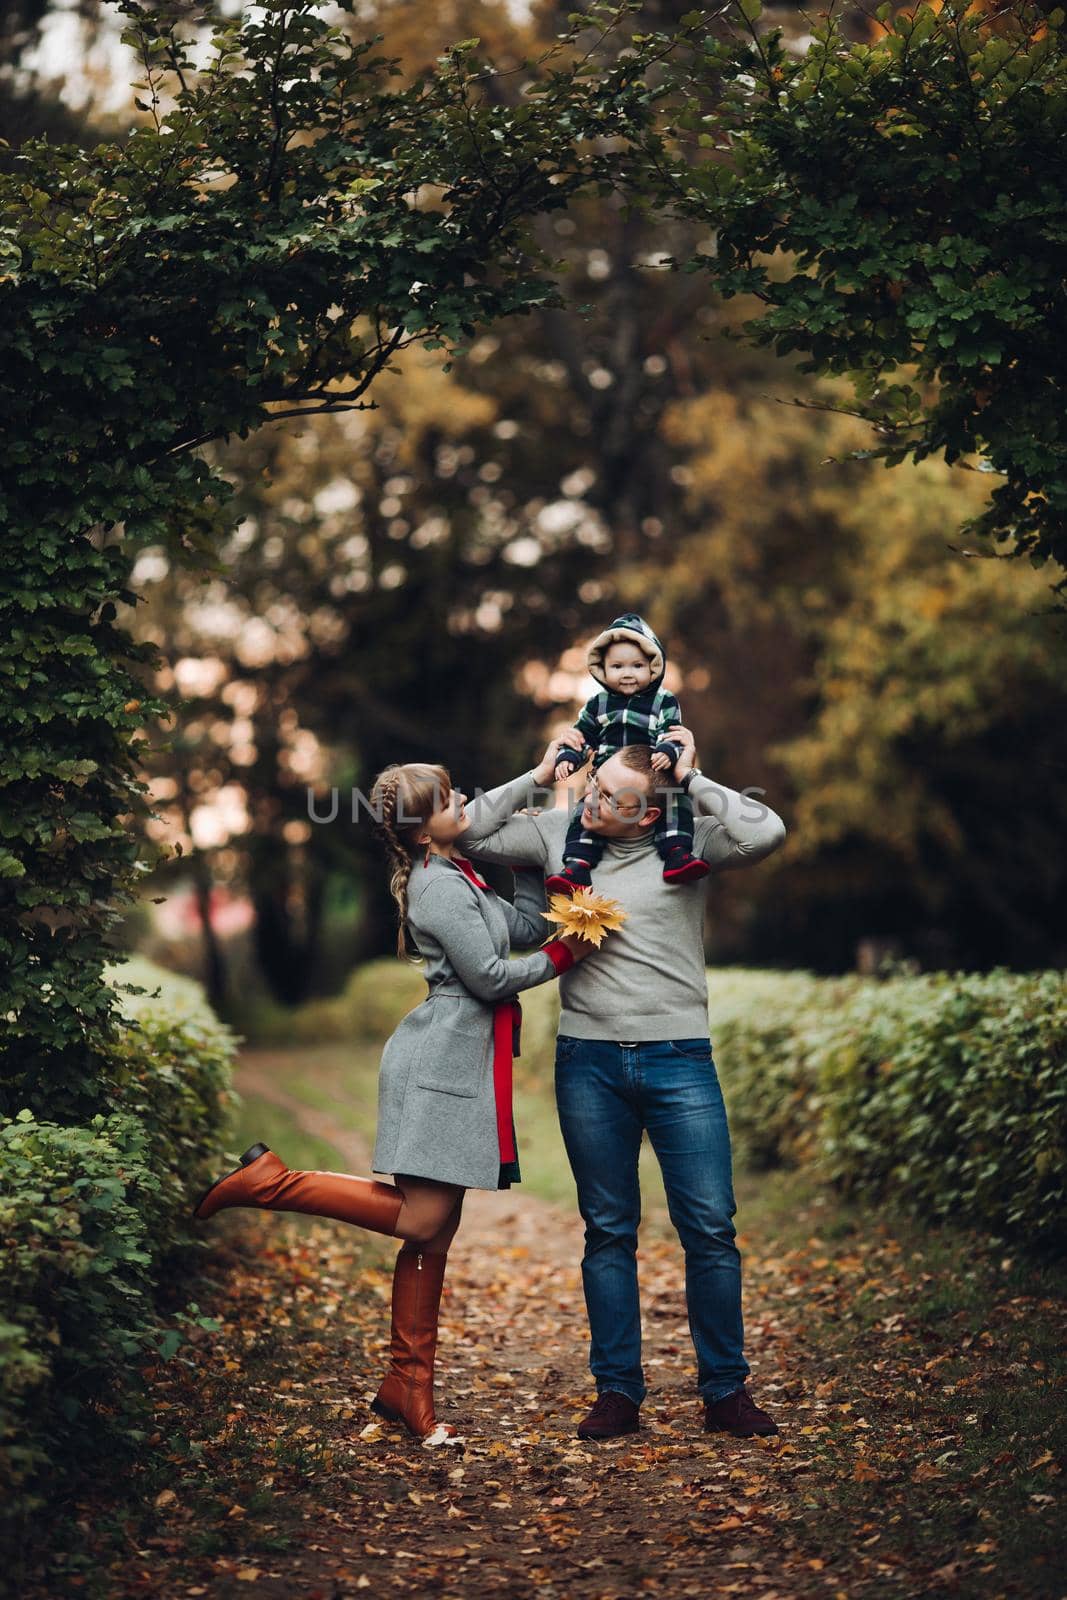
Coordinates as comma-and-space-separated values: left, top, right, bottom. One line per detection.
193, 751, 591, 1444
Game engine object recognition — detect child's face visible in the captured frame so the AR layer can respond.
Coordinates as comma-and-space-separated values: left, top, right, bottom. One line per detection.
603, 643, 653, 694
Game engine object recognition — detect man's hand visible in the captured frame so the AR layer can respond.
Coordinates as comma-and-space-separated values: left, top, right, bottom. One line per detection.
665, 724, 697, 781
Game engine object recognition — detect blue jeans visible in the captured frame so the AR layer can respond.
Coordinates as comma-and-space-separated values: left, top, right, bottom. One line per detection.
554, 1036, 750, 1407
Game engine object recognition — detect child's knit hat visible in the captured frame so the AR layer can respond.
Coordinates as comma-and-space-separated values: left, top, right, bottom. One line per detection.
587, 613, 666, 689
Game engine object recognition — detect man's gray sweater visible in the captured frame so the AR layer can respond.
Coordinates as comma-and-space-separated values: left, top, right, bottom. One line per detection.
462, 771, 787, 1043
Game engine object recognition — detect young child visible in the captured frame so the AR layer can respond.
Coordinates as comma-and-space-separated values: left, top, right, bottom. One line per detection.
544, 612, 710, 894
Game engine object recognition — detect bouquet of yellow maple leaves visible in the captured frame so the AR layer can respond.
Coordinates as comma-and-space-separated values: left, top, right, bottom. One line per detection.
542, 886, 627, 949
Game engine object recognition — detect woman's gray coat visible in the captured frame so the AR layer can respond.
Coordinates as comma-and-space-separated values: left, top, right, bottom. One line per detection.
372, 854, 561, 1191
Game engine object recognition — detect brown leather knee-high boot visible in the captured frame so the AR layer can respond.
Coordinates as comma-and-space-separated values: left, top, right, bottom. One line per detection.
371, 1247, 455, 1443
192, 1143, 403, 1234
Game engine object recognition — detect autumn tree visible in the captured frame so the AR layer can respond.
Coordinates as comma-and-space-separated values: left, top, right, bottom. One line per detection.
0, 0, 684, 1115
641, 0, 1067, 590
123, 0, 786, 993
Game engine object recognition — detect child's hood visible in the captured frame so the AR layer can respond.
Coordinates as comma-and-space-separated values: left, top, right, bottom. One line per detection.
587, 613, 666, 689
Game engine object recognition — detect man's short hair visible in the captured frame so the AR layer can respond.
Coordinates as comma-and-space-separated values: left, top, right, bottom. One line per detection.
617, 743, 671, 797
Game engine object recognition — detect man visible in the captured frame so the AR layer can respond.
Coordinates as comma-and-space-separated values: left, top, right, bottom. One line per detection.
462, 729, 787, 1441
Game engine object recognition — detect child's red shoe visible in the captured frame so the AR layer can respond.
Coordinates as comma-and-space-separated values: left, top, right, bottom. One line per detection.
545, 864, 593, 897
662, 851, 710, 885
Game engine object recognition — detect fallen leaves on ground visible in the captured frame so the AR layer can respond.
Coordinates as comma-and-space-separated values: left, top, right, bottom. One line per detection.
19, 1188, 1066, 1600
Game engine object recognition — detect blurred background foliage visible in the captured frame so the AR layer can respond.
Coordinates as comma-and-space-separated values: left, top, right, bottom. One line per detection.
8, 0, 1064, 1024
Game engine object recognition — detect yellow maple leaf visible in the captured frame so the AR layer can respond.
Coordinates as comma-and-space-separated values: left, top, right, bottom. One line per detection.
542, 886, 628, 948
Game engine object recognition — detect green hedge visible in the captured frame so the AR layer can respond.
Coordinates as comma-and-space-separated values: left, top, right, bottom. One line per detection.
710, 967, 1067, 1247
0, 959, 238, 1533
234, 954, 1067, 1247
287, 960, 1066, 1245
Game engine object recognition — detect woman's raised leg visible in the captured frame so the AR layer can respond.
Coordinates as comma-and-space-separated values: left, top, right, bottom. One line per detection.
192, 1144, 463, 1245
192, 1143, 406, 1232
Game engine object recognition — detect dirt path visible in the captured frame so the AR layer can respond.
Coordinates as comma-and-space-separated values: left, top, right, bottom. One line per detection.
211, 1056, 831, 1593
215, 1058, 886, 1598
30, 1056, 1064, 1599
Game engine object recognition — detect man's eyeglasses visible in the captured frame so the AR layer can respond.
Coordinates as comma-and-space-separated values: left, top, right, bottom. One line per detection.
587, 773, 646, 816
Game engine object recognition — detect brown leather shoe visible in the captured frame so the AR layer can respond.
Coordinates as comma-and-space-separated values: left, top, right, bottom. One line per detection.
703, 1385, 779, 1438
192, 1143, 403, 1234
371, 1248, 456, 1445
193, 1143, 276, 1219
576, 1390, 641, 1441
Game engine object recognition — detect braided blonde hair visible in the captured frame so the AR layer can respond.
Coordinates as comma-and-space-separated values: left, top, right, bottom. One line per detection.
370, 762, 452, 960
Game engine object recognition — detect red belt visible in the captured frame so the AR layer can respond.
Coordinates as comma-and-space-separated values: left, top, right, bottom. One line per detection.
492, 998, 522, 1164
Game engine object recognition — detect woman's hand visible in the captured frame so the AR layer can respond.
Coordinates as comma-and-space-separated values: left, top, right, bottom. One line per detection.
558, 933, 598, 963
532, 737, 571, 786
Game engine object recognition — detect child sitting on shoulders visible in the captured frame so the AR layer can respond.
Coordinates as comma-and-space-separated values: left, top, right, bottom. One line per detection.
545, 612, 709, 895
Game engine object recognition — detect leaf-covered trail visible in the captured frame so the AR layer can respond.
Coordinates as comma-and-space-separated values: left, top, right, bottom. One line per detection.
34, 1055, 1065, 1599
168, 1206, 854, 1600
